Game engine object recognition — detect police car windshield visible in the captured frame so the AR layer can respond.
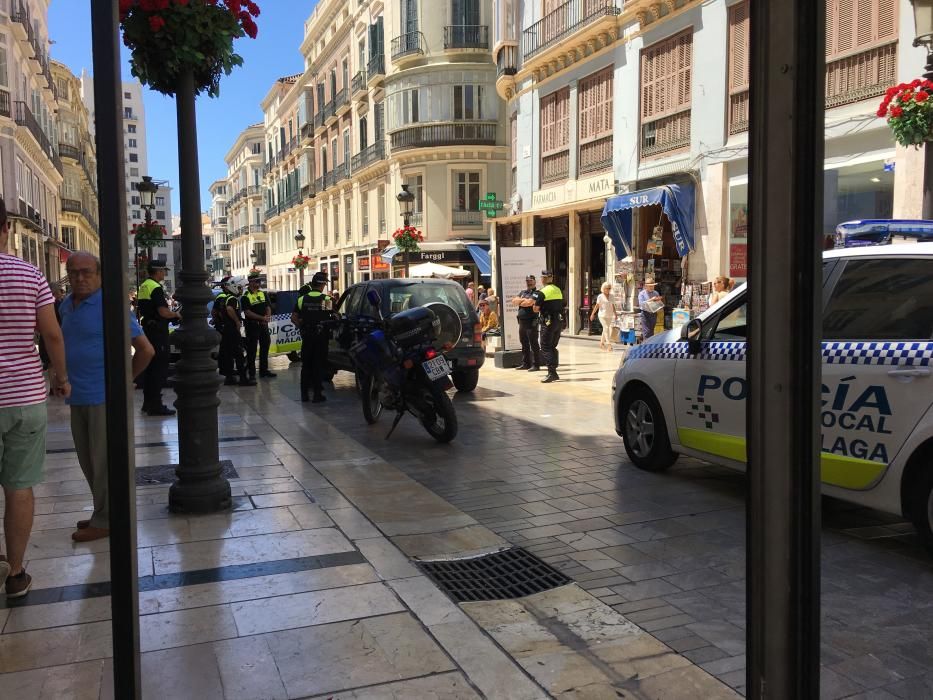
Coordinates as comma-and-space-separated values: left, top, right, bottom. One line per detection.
386, 282, 472, 317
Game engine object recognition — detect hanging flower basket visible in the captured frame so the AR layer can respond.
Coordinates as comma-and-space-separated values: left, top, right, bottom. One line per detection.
132, 221, 167, 249
120, 0, 260, 98
392, 225, 424, 253
248, 266, 262, 278
292, 254, 311, 270
878, 79, 933, 148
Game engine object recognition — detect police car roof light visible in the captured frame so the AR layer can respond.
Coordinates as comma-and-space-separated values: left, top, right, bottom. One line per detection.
835, 219, 933, 247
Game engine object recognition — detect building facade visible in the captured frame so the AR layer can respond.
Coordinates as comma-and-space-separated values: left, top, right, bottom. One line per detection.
0, 0, 64, 283
257, 0, 507, 293
51, 60, 99, 263
224, 123, 264, 277
208, 179, 229, 280
493, 0, 927, 333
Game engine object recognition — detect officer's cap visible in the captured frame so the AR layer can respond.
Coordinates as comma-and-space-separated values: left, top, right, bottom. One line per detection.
525, 274, 536, 281
311, 271, 328, 285
541, 270, 554, 277
147, 261, 169, 272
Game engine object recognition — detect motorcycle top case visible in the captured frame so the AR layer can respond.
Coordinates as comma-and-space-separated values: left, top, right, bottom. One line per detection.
350, 329, 396, 373
386, 307, 440, 348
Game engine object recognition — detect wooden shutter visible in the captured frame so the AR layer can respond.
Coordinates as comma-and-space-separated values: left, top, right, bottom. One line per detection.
554, 87, 569, 150
826, 0, 897, 58
728, 1, 749, 93
579, 67, 613, 143
641, 29, 693, 121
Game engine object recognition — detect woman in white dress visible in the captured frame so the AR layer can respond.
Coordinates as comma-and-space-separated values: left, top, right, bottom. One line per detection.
590, 281, 616, 351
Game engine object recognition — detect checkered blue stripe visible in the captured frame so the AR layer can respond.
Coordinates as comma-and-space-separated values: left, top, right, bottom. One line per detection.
626, 341, 933, 365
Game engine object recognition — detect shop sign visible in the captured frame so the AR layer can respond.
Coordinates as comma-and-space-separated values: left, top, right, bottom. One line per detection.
372, 255, 390, 271
344, 254, 354, 266
478, 192, 505, 219
530, 174, 615, 212
531, 184, 567, 210
414, 249, 473, 265
730, 243, 748, 278
358, 254, 370, 271
577, 173, 615, 198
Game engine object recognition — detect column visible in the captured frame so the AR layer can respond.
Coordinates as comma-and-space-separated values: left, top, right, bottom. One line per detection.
568, 211, 581, 335
568, 79, 579, 181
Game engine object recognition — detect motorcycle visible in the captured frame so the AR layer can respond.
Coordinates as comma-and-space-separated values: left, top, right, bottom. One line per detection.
346, 290, 459, 443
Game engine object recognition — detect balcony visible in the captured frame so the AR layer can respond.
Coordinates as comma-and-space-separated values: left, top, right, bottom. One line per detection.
496, 45, 519, 78
728, 90, 750, 136
390, 121, 497, 151
451, 210, 482, 227
0, 89, 10, 118
391, 32, 424, 61
218, 243, 231, 252
641, 109, 691, 158
14, 101, 62, 174
61, 198, 81, 214
408, 211, 423, 227
59, 142, 81, 161
541, 150, 569, 185
264, 205, 281, 221
444, 25, 489, 50
522, 0, 620, 62
578, 135, 613, 175
825, 41, 897, 109
283, 191, 300, 212
247, 185, 262, 196
314, 109, 326, 133
351, 71, 367, 97
333, 88, 349, 117
249, 224, 266, 234
367, 55, 386, 86
351, 140, 386, 172
215, 216, 228, 226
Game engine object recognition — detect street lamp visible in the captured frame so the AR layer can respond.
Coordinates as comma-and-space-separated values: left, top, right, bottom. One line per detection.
913, 0, 933, 218
135, 175, 159, 288
295, 229, 306, 289
396, 184, 415, 277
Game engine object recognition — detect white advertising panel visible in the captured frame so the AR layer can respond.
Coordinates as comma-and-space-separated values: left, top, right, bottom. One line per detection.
499, 246, 547, 351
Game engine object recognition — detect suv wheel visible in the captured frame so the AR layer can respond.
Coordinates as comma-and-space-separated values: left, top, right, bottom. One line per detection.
906, 455, 933, 556
620, 387, 678, 472
452, 368, 479, 392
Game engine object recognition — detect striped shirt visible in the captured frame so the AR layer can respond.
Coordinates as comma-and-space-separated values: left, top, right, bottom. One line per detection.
0, 253, 54, 407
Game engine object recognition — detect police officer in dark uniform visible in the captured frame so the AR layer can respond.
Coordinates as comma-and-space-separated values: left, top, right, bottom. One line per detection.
217, 276, 256, 387
242, 273, 276, 380
291, 271, 334, 403
510, 274, 541, 371
137, 261, 180, 415
532, 270, 564, 383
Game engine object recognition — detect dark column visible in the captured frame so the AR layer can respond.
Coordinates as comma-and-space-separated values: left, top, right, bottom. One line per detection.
923, 50, 933, 220
169, 71, 230, 513
89, 0, 140, 697
746, 1, 824, 697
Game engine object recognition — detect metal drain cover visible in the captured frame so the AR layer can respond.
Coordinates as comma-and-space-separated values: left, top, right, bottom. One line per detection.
418, 547, 571, 602
136, 460, 238, 485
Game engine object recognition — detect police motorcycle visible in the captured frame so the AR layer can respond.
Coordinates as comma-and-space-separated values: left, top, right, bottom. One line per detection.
343, 289, 459, 443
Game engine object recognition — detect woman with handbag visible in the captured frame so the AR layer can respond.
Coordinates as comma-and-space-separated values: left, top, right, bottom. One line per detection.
637, 277, 663, 340
590, 281, 616, 351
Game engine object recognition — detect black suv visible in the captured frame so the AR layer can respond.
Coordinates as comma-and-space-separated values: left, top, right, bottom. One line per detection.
329, 278, 485, 392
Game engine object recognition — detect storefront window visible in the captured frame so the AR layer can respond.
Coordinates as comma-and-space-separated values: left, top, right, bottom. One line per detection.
823, 160, 894, 242
728, 181, 748, 281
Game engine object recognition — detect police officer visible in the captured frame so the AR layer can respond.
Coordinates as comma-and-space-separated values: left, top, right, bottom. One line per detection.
533, 270, 564, 383
137, 261, 180, 415
217, 276, 256, 387
291, 271, 334, 403
510, 274, 541, 371
242, 273, 276, 380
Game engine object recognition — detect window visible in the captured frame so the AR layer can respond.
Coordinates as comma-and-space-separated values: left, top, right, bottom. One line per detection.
510, 114, 518, 194
401, 0, 418, 34
405, 174, 424, 212
824, 259, 933, 340
640, 29, 693, 158
130, 167, 139, 176
129, 153, 138, 162
156, 210, 165, 219
128, 138, 137, 148
156, 196, 165, 206
711, 302, 748, 340
132, 209, 141, 220
359, 40, 366, 72
454, 171, 480, 211
577, 66, 613, 175
361, 190, 369, 236
727, 1, 750, 135
539, 87, 569, 184
825, 0, 897, 108
359, 116, 368, 151
0, 34, 8, 88
128, 124, 136, 134
124, 107, 133, 119
323, 206, 329, 246
131, 195, 140, 205
345, 199, 352, 241
124, 91, 131, 99
453, 85, 483, 120
342, 58, 349, 91
402, 88, 419, 123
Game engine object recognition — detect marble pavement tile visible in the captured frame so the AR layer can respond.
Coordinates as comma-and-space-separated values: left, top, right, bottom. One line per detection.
23, 527, 110, 561
306, 487, 353, 510
138, 563, 379, 615
386, 576, 468, 627
150, 528, 353, 575
355, 536, 420, 580
23, 548, 152, 590
211, 635, 288, 700
327, 506, 383, 540
4, 595, 113, 633
309, 671, 481, 699
139, 603, 238, 653
0, 620, 112, 673
140, 642, 224, 700
135, 516, 193, 548
265, 612, 455, 698
0, 658, 105, 699
231, 580, 404, 635
391, 525, 508, 559
250, 491, 312, 508
287, 503, 335, 530
185, 506, 302, 541
614, 664, 740, 699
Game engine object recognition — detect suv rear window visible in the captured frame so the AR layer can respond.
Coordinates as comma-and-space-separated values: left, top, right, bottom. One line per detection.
823, 258, 933, 340
386, 282, 472, 317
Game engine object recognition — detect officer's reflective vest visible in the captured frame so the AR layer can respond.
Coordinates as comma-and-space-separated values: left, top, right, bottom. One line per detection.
137, 277, 163, 324
540, 284, 564, 301
297, 290, 331, 311
297, 291, 332, 337
538, 284, 564, 323
244, 290, 266, 306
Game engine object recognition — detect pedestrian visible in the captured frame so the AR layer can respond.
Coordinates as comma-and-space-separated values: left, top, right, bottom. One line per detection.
38, 283, 64, 375
0, 197, 70, 597
638, 277, 663, 340
590, 281, 616, 351
533, 271, 564, 383
485, 287, 499, 317
242, 273, 276, 380
708, 276, 729, 307
137, 261, 181, 415
478, 300, 499, 338
465, 281, 475, 303
291, 271, 334, 403
60, 253, 154, 543
510, 274, 541, 371
217, 276, 255, 387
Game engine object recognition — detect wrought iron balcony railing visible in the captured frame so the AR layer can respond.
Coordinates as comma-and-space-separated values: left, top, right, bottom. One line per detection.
444, 25, 489, 50
522, 0, 620, 61
391, 31, 425, 61
390, 122, 497, 151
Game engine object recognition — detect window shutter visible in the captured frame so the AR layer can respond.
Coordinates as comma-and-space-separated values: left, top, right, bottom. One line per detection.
728, 1, 750, 92
641, 29, 692, 122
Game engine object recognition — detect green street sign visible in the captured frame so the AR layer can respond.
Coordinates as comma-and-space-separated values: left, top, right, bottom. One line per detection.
485, 192, 497, 201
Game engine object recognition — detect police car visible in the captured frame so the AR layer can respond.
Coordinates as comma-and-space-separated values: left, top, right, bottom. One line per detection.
612, 237, 933, 553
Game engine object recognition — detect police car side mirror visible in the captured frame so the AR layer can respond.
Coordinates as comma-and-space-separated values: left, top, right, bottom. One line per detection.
683, 318, 703, 356
366, 290, 382, 308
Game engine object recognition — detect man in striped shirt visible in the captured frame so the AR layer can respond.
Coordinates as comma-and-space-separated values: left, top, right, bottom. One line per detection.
0, 198, 69, 598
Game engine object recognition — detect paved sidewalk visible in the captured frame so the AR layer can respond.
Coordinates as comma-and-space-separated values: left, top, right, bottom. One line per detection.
0, 351, 737, 700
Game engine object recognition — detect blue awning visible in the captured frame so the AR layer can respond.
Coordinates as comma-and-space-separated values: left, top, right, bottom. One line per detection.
466, 244, 491, 277
380, 245, 399, 263
601, 184, 696, 260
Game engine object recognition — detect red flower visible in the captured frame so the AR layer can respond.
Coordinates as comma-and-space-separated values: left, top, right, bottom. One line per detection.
241, 14, 258, 38
912, 79, 922, 88
890, 106, 903, 118
148, 14, 166, 32
245, 0, 260, 16
885, 86, 897, 98
175, 0, 189, 5
916, 90, 930, 103
876, 106, 887, 117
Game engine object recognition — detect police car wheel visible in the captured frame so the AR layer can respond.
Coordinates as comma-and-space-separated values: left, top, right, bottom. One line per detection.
620, 388, 678, 472
907, 461, 933, 556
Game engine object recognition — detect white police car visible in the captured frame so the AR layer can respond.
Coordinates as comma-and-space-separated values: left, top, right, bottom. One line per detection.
612, 239, 933, 552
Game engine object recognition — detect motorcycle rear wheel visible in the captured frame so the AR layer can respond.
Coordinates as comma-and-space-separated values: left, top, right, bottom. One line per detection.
421, 382, 457, 443
360, 373, 384, 424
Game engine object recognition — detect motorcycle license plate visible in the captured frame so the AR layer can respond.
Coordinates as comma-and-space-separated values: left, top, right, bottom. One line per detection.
422, 356, 451, 381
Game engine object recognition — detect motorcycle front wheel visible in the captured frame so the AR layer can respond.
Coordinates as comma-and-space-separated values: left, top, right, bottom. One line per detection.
360, 372, 384, 424
421, 381, 457, 443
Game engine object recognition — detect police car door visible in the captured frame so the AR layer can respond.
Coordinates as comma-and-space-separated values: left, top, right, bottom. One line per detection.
673, 297, 749, 467
820, 254, 933, 491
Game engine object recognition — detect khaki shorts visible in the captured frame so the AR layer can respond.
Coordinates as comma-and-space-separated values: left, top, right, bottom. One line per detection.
0, 403, 47, 490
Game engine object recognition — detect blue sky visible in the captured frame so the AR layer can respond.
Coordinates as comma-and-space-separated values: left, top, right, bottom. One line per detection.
49, 2, 314, 212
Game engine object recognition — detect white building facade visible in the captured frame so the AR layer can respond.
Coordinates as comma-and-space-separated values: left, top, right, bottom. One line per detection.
208, 179, 229, 280
224, 124, 264, 278
493, 0, 927, 334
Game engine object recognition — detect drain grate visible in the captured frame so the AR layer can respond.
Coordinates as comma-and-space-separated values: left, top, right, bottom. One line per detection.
417, 547, 571, 603
135, 460, 238, 485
